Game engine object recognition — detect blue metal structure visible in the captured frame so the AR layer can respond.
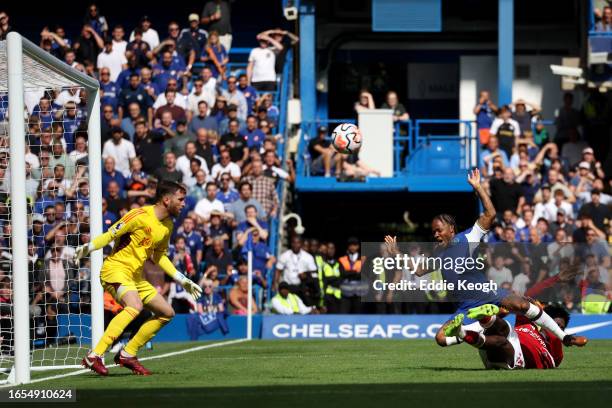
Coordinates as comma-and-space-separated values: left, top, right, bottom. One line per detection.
372, 0, 442, 32
498, 0, 514, 106
295, 119, 477, 192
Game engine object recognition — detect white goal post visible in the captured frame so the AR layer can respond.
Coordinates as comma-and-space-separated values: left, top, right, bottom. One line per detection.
2, 32, 104, 385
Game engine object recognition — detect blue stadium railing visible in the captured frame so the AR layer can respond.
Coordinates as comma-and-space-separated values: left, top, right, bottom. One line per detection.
296, 118, 477, 192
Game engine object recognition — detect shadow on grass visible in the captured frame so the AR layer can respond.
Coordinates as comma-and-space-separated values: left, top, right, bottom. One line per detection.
74, 381, 612, 408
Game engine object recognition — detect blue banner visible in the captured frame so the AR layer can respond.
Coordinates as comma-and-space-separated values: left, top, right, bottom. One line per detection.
261, 314, 612, 340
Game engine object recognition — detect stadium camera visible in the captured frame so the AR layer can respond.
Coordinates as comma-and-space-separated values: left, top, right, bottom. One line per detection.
282, 213, 305, 234
550, 64, 583, 77
284, 0, 298, 20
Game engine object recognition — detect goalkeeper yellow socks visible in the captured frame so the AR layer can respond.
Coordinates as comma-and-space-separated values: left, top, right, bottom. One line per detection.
92, 306, 140, 356
124, 316, 171, 356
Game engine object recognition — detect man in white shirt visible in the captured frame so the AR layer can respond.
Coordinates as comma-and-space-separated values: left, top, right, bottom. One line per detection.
211, 150, 241, 182
487, 255, 514, 288
275, 236, 317, 291
247, 36, 279, 92
176, 141, 209, 184
97, 38, 127, 82
271, 282, 314, 315
188, 77, 215, 115
111, 25, 128, 58
54, 87, 81, 107
129, 16, 159, 49
193, 182, 225, 223
222, 76, 248, 121
102, 127, 136, 177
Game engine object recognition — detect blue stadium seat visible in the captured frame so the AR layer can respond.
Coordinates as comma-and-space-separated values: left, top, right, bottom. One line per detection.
407, 139, 464, 175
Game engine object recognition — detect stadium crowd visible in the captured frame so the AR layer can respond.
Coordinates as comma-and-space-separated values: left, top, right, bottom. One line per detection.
0, 2, 302, 346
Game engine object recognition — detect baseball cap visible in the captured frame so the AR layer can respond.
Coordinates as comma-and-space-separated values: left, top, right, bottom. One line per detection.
227, 104, 238, 111
579, 161, 590, 170
176, 118, 187, 125
111, 126, 123, 134
591, 188, 601, 195
318, 125, 328, 133
557, 209, 565, 215
278, 282, 290, 291
141, 15, 151, 22
583, 147, 594, 155
188, 13, 199, 22
32, 213, 44, 223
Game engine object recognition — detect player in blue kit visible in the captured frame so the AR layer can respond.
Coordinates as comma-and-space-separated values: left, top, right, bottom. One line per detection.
385, 169, 586, 348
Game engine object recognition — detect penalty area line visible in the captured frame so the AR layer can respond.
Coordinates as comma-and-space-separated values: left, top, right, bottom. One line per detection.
1, 338, 250, 387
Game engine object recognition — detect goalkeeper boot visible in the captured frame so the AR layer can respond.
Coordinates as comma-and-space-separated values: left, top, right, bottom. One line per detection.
562, 334, 588, 347
114, 351, 152, 376
467, 304, 499, 320
82, 353, 109, 376
444, 313, 464, 338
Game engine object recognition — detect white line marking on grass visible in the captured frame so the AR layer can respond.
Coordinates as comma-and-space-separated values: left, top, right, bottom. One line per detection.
0, 338, 249, 388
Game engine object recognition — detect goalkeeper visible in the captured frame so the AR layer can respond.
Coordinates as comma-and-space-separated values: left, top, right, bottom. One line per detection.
77, 180, 202, 376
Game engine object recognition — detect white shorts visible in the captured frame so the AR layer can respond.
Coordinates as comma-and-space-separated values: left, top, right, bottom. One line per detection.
478, 320, 525, 370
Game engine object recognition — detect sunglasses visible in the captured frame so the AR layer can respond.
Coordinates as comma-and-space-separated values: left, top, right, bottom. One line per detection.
204, 285, 213, 288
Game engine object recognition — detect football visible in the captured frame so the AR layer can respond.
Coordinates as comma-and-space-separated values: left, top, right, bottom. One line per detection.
331, 123, 362, 154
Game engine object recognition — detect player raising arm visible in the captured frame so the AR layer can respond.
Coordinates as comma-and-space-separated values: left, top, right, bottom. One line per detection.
385, 169, 587, 348
77, 181, 202, 376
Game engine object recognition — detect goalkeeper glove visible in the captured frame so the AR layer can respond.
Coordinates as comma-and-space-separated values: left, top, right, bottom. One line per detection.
74, 243, 92, 264
175, 272, 202, 301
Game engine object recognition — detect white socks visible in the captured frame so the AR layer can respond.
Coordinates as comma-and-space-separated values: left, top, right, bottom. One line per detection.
525, 303, 567, 340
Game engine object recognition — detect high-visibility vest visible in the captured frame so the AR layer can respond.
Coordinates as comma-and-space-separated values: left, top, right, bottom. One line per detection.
581, 293, 612, 314
322, 260, 341, 299
339, 255, 362, 273
273, 293, 301, 314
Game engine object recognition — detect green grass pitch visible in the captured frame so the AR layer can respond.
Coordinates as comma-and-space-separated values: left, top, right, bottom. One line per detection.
16, 340, 612, 407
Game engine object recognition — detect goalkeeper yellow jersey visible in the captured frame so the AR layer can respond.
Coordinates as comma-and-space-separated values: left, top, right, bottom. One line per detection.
100, 205, 174, 277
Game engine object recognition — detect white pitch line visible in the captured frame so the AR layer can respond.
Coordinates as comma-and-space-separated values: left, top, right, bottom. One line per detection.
1, 338, 249, 387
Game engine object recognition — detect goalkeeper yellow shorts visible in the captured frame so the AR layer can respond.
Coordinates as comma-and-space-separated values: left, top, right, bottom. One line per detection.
101, 270, 158, 305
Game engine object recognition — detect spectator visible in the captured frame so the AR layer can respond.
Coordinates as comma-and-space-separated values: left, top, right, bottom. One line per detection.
244, 157, 278, 218
219, 105, 246, 135
202, 30, 228, 80
561, 129, 588, 167
480, 136, 510, 178
596, 6, 612, 31
134, 120, 165, 174
216, 174, 239, 204
0, 11, 12, 41
206, 211, 231, 246
220, 119, 248, 165
40, 27, 70, 60
354, 90, 375, 113
550, 189, 574, 221
489, 105, 521, 158
97, 38, 127, 82
550, 209, 575, 238
179, 14, 208, 69
129, 15, 160, 49
102, 127, 136, 178
125, 28, 153, 68
154, 90, 186, 123
188, 169, 210, 202
152, 50, 185, 95
165, 118, 195, 158
554, 93, 581, 146
223, 76, 247, 121
512, 262, 532, 295
188, 78, 215, 119
242, 115, 265, 151
178, 216, 204, 268
228, 276, 257, 315
201, 0, 233, 51
194, 182, 225, 223
211, 149, 241, 183
193, 128, 216, 170
118, 74, 153, 125
271, 282, 315, 315
105, 180, 129, 215
111, 24, 127, 56
510, 99, 541, 135
204, 238, 233, 277
153, 79, 188, 111
227, 181, 264, 225
487, 255, 513, 288
474, 90, 498, 145
578, 189, 610, 231
235, 204, 269, 243
581, 147, 606, 179
238, 74, 258, 115
263, 150, 291, 184
247, 35, 278, 91
84, 3, 108, 37
211, 96, 228, 123
489, 167, 524, 215
381, 91, 409, 122
102, 157, 126, 195
120, 102, 143, 140
73, 25, 104, 65
126, 157, 148, 192
176, 142, 209, 184
154, 151, 183, 184
189, 101, 218, 134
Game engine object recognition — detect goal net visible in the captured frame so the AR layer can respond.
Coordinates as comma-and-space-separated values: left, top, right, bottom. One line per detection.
0, 33, 104, 385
